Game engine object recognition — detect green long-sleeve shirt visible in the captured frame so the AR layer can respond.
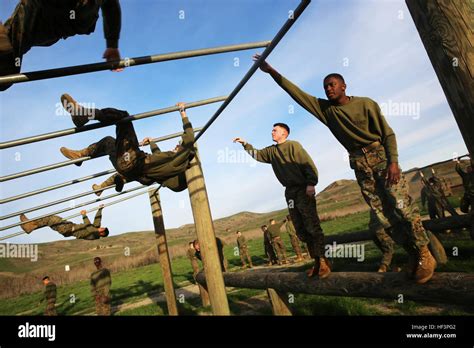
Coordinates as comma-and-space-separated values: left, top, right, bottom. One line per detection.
142, 117, 195, 187
267, 222, 285, 239
42, 283, 57, 303
273, 74, 399, 163
237, 235, 247, 249
47, 0, 121, 48
243, 140, 318, 187
72, 207, 104, 240
456, 163, 474, 196
90, 268, 112, 295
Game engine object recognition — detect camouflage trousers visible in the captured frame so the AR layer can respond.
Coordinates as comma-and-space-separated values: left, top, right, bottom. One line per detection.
271, 237, 287, 263
369, 210, 395, 267
350, 144, 429, 251
285, 186, 325, 258
288, 234, 303, 258
95, 293, 111, 316
44, 301, 57, 316
427, 200, 445, 220
190, 258, 200, 278
34, 215, 78, 237
239, 247, 253, 267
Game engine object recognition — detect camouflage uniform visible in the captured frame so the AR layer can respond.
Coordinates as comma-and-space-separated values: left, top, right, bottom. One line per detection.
349, 144, 429, 251
237, 235, 253, 267
456, 161, 474, 239
267, 222, 288, 264
285, 220, 304, 259
369, 210, 395, 269
42, 282, 57, 316
421, 185, 445, 219
90, 267, 112, 316
187, 247, 200, 277
430, 176, 458, 217
263, 230, 278, 265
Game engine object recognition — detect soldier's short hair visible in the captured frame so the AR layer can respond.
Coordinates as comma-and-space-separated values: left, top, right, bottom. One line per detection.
324, 73, 345, 84
261, 225, 267, 230
188, 242, 194, 246
273, 123, 290, 135
269, 218, 275, 223
102, 227, 110, 236
42, 276, 49, 281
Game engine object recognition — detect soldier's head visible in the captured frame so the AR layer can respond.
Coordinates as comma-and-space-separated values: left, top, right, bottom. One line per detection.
93, 257, 102, 269
99, 227, 109, 237
236, 231, 241, 237
323, 73, 346, 102
173, 144, 184, 153
42, 276, 50, 285
193, 240, 200, 252
261, 225, 268, 231
272, 123, 290, 144
188, 241, 195, 249
269, 219, 276, 225
428, 177, 435, 185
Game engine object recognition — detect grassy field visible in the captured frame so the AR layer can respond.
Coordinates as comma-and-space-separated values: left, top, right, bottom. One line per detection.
1, 205, 473, 316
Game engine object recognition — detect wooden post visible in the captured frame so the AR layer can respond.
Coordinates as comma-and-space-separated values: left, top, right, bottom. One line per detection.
266, 288, 293, 316
148, 188, 179, 316
185, 151, 230, 315
405, 0, 474, 156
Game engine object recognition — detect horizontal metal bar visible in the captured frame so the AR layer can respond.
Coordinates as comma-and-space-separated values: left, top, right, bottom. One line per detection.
0, 127, 203, 182
0, 96, 225, 149
0, 185, 159, 241
0, 41, 271, 86
0, 169, 116, 204
194, 0, 311, 143
0, 184, 147, 232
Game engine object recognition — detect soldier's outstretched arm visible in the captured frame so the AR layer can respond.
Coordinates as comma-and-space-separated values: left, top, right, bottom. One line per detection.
233, 137, 271, 163
101, 0, 122, 69
177, 102, 195, 147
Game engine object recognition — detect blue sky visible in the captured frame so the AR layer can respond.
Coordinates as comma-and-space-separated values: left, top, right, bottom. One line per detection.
0, 0, 467, 244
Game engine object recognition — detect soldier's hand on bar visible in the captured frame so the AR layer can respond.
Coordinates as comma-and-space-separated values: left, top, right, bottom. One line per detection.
386, 162, 401, 187
103, 48, 123, 72
253, 53, 272, 73
98, 204, 105, 209
176, 102, 186, 117
141, 137, 152, 146
306, 185, 316, 197
80, 210, 87, 216
232, 137, 246, 145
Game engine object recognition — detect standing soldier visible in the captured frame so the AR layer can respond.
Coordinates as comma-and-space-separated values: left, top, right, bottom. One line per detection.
234, 123, 330, 278
236, 231, 253, 268
262, 225, 278, 266
266, 219, 289, 266
254, 54, 436, 284
90, 257, 112, 316
285, 215, 304, 262
456, 158, 474, 239
40, 276, 57, 316
193, 238, 227, 272
1, 0, 122, 91
186, 242, 200, 277
421, 177, 445, 220
421, 171, 458, 218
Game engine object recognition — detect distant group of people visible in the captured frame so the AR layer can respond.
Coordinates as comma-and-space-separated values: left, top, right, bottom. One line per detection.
41, 257, 112, 316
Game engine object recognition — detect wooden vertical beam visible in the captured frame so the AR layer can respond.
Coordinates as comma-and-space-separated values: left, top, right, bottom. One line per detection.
148, 188, 179, 316
185, 151, 230, 315
266, 288, 293, 316
405, 0, 474, 156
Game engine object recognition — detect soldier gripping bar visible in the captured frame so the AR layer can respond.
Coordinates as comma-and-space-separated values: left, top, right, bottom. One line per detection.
0, 41, 271, 87
0, 127, 203, 183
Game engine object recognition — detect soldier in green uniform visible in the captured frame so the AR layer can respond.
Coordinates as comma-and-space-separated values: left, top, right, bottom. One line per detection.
421, 177, 445, 219
40, 276, 57, 316
254, 54, 436, 284
284, 215, 304, 262
234, 124, 331, 278
90, 257, 112, 316
456, 158, 474, 239
0, 0, 122, 91
262, 225, 278, 266
236, 231, 253, 268
193, 238, 226, 272
59, 96, 195, 195
186, 241, 200, 277
265, 219, 289, 266
19, 204, 109, 240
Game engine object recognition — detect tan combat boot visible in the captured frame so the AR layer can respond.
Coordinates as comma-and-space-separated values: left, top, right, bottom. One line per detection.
307, 257, 331, 279
60, 94, 91, 127
377, 264, 388, 273
60, 146, 91, 166
414, 246, 437, 284
20, 214, 38, 234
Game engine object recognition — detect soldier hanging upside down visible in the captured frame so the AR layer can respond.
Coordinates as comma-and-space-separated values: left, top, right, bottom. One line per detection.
58, 94, 196, 194
0, 0, 122, 91
19, 204, 109, 240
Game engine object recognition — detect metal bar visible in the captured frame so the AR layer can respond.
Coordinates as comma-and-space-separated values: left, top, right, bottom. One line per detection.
0, 169, 116, 204
0, 127, 203, 182
0, 184, 147, 232
0, 96, 224, 149
0, 185, 159, 241
194, 0, 311, 143
0, 41, 271, 86
404, 153, 470, 174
